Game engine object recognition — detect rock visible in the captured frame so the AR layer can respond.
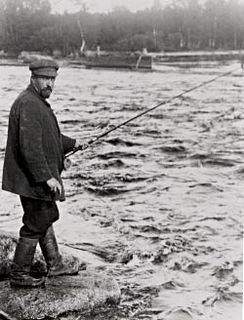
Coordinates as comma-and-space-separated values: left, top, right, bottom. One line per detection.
0, 232, 121, 319
158, 308, 193, 320
0, 272, 121, 319
165, 310, 193, 320
157, 307, 194, 320
0, 232, 17, 279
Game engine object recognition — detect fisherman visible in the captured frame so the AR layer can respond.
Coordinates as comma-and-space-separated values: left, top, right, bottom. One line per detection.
2, 58, 80, 287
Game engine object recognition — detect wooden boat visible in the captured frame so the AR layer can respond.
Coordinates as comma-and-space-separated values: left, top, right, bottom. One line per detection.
69, 53, 153, 70
72, 22, 153, 70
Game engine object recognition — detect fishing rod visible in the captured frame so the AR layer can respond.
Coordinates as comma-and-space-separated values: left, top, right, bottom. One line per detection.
65, 66, 240, 159
0, 310, 17, 320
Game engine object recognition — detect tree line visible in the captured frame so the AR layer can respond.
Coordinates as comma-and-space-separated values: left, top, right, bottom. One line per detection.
0, 0, 243, 57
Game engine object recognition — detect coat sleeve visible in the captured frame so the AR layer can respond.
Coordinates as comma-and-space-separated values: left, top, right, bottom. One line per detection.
61, 134, 76, 155
19, 101, 53, 183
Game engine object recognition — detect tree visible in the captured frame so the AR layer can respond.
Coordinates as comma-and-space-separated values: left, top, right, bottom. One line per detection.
0, 0, 243, 55
0, 0, 52, 54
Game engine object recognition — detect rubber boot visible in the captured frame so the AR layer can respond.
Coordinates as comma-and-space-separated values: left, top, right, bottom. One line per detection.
10, 237, 45, 287
39, 226, 79, 277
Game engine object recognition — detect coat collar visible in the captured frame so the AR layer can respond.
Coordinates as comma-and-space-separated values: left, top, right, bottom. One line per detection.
27, 84, 51, 108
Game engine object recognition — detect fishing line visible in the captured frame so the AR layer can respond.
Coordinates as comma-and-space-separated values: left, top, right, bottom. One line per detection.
65, 66, 240, 159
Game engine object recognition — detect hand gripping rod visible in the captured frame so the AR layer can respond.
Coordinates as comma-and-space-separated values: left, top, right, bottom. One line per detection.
65, 67, 240, 159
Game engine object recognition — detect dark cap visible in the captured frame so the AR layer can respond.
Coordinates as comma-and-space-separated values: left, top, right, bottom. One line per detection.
29, 58, 59, 77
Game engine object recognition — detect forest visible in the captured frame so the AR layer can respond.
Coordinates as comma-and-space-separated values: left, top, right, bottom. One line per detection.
0, 0, 243, 57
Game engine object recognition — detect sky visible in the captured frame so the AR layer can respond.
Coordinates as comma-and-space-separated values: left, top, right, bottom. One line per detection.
50, 0, 244, 14
50, 0, 169, 13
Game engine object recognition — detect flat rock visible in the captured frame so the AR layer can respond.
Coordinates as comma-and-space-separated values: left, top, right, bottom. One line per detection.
0, 232, 121, 319
0, 272, 121, 319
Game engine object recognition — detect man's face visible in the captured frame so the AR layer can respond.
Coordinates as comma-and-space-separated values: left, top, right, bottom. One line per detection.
32, 76, 56, 99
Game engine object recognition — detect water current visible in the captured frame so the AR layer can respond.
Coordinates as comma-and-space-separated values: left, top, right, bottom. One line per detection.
0, 61, 243, 320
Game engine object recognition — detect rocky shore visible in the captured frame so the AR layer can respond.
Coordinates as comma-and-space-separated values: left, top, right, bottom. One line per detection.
0, 232, 121, 320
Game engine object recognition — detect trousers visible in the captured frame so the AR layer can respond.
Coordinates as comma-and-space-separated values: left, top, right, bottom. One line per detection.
19, 196, 59, 239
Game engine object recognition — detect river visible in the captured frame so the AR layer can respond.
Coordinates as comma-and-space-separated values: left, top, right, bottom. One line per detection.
0, 61, 243, 320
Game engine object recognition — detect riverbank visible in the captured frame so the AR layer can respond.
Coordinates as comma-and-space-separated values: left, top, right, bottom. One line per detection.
152, 50, 244, 63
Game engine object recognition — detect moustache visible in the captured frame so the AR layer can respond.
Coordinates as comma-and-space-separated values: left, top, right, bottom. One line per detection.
43, 86, 52, 92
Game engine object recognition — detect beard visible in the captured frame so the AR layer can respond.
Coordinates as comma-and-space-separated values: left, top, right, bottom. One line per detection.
40, 87, 52, 99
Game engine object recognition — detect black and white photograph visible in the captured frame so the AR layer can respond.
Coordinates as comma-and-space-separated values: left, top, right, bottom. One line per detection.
0, 0, 243, 319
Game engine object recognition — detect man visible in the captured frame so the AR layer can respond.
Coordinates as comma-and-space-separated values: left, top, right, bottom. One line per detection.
2, 58, 79, 287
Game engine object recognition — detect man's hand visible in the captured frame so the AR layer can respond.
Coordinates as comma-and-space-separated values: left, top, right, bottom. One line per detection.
63, 158, 72, 170
74, 139, 90, 151
46, 177, 62, 194
74, 139, 83, 149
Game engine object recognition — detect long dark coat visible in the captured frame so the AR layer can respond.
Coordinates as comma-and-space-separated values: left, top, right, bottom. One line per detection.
2, 84, 76, 201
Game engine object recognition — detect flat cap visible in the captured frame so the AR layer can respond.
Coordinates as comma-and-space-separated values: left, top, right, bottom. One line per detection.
29, 58, 59, 77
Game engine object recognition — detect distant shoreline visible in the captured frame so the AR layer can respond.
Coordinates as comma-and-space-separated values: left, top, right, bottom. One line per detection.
0, 50, 242, 68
